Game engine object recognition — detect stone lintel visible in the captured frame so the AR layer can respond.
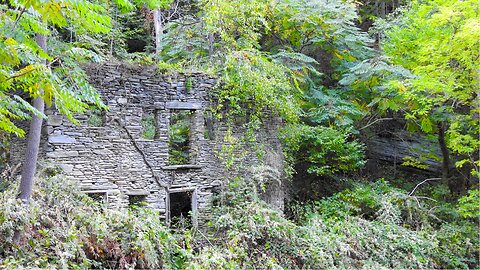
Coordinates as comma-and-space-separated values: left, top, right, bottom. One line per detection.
154, 102, 165, 109
166, 101, 201, 110
162, 164, 203, 170
126, 189, 150, 196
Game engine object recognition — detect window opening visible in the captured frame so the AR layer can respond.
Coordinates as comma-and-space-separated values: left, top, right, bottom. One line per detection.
142, 111, 160, 139
128, 195, 147, 207
86, 192, 107, 203
169, 191, 192, 228
204, 111, 215, 140
168, 110, 194, 165
211, 187, 222, 207
185, 77, 194, 93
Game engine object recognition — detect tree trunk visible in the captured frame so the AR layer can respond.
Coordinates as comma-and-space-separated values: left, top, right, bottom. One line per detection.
153, 8, 163, 54
18, 33, 47, 204
437, 121, 457, 194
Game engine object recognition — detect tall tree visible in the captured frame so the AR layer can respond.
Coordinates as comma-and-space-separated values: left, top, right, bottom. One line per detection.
18, 33, 47, 203
381, 0, 480, 193
0, 0, 114, 203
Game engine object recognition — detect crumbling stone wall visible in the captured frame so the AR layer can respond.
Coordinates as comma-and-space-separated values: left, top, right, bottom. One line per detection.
10, 62, 286, 226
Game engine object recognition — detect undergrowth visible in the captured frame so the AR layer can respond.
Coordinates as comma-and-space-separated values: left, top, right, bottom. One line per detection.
0, 171, 478, 269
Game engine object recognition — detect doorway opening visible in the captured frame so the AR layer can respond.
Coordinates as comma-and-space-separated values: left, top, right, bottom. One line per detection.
169, 190, 193, 228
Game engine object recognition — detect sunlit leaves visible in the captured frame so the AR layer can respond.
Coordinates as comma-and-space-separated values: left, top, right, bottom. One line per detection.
382, 0, 480, 173
199, 0, 272, 50
0, 0, 116, 135
219, 51, 300, 123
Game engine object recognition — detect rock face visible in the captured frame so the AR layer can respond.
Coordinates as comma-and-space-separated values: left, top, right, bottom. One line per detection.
10, 62, 286, 227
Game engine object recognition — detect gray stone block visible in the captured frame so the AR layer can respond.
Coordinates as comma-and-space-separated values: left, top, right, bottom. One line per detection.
48, 135, 76, 144
47, 115, 63, 126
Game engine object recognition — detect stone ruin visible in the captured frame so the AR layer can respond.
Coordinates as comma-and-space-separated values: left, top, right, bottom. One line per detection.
10, 62, 286, 227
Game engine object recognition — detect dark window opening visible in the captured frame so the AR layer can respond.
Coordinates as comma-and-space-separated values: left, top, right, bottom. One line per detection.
169, 191, 192, 228
87, 192, 107, 203
126, 39, 147, 53
168, 110, 194, 165
211, 187, 222, 207
128, 195, 147, 207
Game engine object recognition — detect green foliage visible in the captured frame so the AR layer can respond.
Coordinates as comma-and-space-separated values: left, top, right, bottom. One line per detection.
199, 0, 271, 50
217, 51, 300, 123
141, 114, 156, 139
0, 171, 185, 269
1, 171, 478, 269
0, 0, 112, 136
168, 111, 192, 165
457, 188, 480, 219
155, 0, 385, 177
87, 108, 105, 127
281, 124, 365, 175
380, 0, 480, 175
312, 180, 434, 227
206, 178, 478, 269
303, 87, 365, 128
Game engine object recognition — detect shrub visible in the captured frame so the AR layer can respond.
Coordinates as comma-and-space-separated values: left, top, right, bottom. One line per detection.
0, 173, 183, 269
0, 173, 477, 269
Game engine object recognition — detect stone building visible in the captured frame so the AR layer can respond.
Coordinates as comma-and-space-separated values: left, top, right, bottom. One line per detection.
11, 62, 285, 227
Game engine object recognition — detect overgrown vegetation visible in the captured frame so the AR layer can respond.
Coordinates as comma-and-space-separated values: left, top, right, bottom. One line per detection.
168, 110, 193, 165
0, 171, 183, 269
0, 0, 478, 268
0, 172, 477, 269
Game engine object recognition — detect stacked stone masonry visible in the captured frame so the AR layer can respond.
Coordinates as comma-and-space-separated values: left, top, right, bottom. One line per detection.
10, 62, 285, 227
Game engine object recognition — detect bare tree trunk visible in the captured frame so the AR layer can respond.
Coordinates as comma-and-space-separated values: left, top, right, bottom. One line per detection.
18, 33, 46, 204
153, 8, 163, 54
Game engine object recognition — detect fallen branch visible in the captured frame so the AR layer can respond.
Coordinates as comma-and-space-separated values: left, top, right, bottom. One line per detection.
408, 178, 441, 196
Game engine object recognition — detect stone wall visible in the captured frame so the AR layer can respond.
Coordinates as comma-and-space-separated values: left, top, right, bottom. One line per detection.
10, 62, 286, 226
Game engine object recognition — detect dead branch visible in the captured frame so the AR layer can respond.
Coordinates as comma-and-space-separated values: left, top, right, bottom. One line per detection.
359, 117, 394, 131
408, 178, 441, 196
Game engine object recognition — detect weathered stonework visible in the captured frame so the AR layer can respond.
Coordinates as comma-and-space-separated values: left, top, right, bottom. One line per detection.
11, 62, 286, 227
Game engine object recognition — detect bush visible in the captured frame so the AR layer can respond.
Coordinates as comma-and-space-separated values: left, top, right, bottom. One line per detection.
204, 179, 478, 269
0, 174, 477, 269
0, 174, 183, 269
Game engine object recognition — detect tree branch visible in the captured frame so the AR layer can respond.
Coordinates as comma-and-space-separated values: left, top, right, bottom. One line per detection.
408, 178, 441, 196
1, 68, 37, 83
114, 118, 169, 189
359, 117, 394, 130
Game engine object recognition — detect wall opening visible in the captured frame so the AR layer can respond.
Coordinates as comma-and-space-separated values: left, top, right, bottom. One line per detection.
204, 111, 215, 140
169, 191, 192, 228
168, 110, 194, 165
128, 194, 147, 206
141, 111, 160, 140
85, 191, 108, 203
